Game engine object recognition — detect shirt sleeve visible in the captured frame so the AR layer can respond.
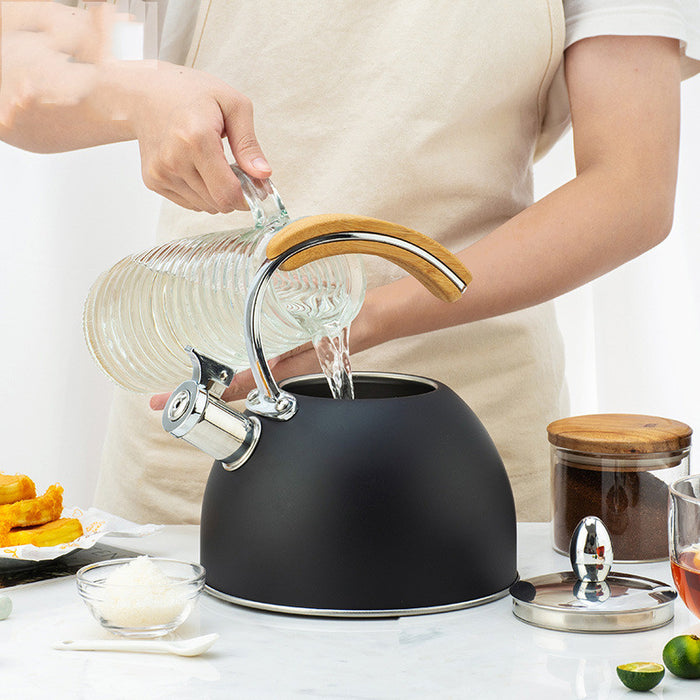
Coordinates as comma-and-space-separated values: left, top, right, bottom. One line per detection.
563, 0, 700, 79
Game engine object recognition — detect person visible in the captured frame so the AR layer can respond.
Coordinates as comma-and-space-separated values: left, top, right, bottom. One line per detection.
2, 1, 698, 524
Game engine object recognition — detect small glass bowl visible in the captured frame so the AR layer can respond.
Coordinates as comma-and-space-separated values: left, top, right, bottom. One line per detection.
76, 557, 205, 638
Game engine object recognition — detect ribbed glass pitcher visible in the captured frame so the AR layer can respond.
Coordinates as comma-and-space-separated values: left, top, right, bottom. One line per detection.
83, 168, 366, 393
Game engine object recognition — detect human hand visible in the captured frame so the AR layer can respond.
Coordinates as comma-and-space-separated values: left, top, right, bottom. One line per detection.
0, 2, 269, 203
120, 61, 271, 214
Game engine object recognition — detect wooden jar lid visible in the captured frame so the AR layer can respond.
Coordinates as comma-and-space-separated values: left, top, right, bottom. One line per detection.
547, 414, 692, 454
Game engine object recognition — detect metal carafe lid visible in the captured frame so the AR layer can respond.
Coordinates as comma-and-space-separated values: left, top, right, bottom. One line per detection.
510, 516, 677, 633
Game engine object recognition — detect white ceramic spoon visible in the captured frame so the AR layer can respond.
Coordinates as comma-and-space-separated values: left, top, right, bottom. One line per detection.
53, 632, 219, 657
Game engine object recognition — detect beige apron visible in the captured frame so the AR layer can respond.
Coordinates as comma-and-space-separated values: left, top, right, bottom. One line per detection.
94, 0, 569, 523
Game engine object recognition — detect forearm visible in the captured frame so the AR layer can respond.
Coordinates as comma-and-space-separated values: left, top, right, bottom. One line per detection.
1, 24, 269, 210
1, 2, 269, 210
0, 61, 135, 152
0, 113, 131, 153
361, 164, 675, 348
0, 1, 134, 151
0, 58, 191, 153
356, 35, 681, 352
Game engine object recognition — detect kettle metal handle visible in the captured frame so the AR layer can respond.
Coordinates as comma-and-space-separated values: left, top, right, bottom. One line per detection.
244, 219, 471, 419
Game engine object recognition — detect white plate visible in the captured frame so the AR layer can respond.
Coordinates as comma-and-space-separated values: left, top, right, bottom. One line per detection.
0, 507, 161, 566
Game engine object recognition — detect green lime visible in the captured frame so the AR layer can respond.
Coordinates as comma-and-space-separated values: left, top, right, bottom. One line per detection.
662, 634, 700, 679
616, 662, 665, 691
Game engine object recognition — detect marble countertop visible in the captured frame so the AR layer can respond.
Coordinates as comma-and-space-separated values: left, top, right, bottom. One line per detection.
2, 523, 699, 699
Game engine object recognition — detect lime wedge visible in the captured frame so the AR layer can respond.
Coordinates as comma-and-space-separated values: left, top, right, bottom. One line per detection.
616, 662, 665, 691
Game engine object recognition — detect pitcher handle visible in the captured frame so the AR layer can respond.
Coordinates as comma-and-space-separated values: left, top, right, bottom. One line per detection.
244, 217, 472, 420
231, 164, 289, 230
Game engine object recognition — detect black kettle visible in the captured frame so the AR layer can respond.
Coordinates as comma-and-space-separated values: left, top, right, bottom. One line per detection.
162, 217, 518, 616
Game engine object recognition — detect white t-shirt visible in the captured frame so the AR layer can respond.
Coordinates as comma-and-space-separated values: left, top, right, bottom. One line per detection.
155, 0, 699, 163
158, 0, 700, 76
564, 0, 700, 78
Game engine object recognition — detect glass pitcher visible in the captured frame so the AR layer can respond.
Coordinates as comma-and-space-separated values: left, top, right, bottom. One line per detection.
82, 167, 366, 393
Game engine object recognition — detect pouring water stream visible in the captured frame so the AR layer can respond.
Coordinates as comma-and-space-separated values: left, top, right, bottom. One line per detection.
311, 326, 354, 400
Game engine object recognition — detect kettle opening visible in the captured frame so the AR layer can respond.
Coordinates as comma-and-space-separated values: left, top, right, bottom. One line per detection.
279, 372, 437, 400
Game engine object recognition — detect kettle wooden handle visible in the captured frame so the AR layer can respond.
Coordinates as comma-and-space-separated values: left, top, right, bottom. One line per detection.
266, 214, 471, 303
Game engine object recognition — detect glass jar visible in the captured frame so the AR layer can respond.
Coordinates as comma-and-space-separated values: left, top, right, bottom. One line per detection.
548, 413, 691, 562
82, 168, 365, 393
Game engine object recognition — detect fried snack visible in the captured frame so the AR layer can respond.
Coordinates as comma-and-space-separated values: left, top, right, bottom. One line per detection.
0, 474, 36, 505
0, 484, 63, 533
0, 518, 83, 548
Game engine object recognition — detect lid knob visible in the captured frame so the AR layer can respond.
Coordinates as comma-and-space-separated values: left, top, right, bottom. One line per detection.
569, 516, 613, 583
510, 514, 676, 632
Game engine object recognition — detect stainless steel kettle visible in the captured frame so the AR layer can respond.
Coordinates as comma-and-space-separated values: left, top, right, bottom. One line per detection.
162, 215, 518, 617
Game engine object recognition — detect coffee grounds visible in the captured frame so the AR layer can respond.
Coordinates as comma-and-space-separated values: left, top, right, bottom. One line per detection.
552, 462, 669, 561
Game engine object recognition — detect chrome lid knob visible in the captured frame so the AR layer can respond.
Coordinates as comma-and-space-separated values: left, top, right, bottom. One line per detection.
570, 516, 614, 583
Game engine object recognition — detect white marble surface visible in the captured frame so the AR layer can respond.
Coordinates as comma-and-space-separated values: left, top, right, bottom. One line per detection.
3, 523, 699, 699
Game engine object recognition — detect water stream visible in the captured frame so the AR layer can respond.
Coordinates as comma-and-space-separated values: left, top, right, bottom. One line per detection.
312, 325, 355, 400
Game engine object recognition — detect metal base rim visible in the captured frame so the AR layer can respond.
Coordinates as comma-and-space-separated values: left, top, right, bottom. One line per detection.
204, 584, 513, 617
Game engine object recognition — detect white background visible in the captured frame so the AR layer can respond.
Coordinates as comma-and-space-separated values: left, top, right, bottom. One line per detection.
0, 78, 698, 510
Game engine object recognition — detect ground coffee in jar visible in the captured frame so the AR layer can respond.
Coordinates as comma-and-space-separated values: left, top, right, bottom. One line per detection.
548, 414, 691, 562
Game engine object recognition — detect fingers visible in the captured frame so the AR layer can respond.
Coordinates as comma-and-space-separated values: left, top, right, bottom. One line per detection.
220, 343, 319, 403
220, 92, 272, 180
140, 132, 233, 213
139, 94, 270, 212
192, 91, 272, 211
159, 165, 231, 214
127, 61, 272, 214
150, 393, 170, 411
193, 146, 248, 212
158, 185, 216, 213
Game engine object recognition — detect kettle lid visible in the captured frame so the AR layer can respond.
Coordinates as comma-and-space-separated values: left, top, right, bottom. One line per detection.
510, 516, 676, 633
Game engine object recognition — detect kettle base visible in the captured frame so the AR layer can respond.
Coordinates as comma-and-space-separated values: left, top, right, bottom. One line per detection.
203, 582, 515, 618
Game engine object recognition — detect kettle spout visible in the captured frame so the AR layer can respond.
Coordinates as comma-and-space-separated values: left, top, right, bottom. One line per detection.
162, 347, 261, 470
